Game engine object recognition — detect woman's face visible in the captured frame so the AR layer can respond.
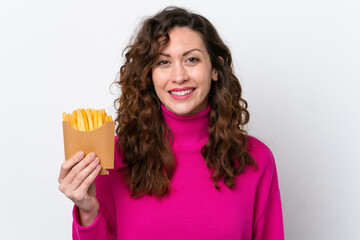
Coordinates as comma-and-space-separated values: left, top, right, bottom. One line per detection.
152, 27, 218, 116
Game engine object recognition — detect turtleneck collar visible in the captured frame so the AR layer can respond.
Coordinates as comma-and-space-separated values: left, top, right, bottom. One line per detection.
161, 104, 210, 149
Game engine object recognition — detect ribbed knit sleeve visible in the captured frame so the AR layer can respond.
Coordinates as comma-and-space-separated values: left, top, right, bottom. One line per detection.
250, 137, 284, 240
72, 173, 117, 239
72, 206, 115, 239
252, 190, 284, 240
72, 138, 119, 240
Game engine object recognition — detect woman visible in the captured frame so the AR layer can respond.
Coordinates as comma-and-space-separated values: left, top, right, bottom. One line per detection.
58, 6, 284, 240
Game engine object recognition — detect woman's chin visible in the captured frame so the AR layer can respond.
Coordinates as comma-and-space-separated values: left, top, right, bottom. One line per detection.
166, 103, 204, 116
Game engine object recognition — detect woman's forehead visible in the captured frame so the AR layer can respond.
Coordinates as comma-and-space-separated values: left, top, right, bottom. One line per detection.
157, 27, 207, 54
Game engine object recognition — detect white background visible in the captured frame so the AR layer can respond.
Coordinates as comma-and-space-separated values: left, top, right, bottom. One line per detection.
0, 0, 359, 239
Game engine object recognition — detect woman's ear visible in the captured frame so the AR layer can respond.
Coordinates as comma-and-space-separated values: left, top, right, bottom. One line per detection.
211, 68, 218, 81
211, 56, 224, 81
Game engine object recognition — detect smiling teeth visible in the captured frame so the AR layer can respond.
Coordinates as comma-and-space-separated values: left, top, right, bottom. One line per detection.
170, 89, 194, 96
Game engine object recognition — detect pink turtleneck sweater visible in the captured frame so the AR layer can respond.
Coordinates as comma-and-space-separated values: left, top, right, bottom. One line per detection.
72, 105, 284, 239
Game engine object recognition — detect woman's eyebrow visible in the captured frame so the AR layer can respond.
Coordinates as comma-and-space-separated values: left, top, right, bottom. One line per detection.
183, 49, 202, 56
159, 53, 171, 57
159, 49, 202, 58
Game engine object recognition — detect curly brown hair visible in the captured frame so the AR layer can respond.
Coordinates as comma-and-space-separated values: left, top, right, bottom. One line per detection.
112, 6, 256, 198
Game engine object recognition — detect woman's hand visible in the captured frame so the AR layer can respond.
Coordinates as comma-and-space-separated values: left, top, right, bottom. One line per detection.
58, 151, 102, 226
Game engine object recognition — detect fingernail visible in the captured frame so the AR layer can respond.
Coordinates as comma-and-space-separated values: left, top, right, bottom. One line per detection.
78, 151, 84, 158
91, 152, 96, 158
94, 157, 99, 164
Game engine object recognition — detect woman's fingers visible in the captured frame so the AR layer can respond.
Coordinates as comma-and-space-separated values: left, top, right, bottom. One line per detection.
58, 151, 84, 181
72, 164, 101, 203
61, 152, 97, 185
58, 152, 100, 195
67, 157, 101, 192
58, 151, 101, 215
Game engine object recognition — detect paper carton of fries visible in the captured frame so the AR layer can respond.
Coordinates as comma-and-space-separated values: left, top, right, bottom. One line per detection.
62, 108, 115, 175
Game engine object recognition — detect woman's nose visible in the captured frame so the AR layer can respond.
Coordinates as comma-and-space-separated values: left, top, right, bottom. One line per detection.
171, 63, 189, 83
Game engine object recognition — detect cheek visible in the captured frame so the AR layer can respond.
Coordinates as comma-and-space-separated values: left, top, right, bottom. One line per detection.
152, 71, 167, 98
201, 73, 214, 97
194, 68, 213, 91
152, 71, 161, 90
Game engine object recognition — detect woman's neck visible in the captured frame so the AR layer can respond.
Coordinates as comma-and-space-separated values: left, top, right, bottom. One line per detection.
161, 104, 210, 149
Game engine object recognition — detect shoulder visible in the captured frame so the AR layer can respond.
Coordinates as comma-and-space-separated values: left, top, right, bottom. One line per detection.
246, 135, 276, 171
246, 136, 281, 194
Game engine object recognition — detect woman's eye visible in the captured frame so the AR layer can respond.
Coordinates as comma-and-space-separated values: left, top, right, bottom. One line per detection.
187, 57, 199, 63
158, 60, 169, 65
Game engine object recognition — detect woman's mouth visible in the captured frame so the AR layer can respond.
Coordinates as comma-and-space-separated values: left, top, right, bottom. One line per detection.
168, 88, 196, 100
169, 88, 195, 96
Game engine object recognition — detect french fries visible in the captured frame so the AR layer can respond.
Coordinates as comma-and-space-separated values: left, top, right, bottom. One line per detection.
63, 108, 113, 131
